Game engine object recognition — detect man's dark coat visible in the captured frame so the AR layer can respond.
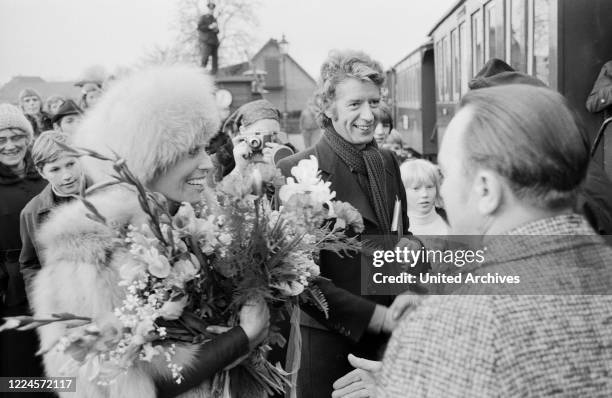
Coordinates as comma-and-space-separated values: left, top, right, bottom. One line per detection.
276, 137, 412, 398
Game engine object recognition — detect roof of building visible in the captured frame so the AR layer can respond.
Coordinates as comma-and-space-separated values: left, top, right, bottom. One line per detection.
0, 76, 81, 104
253, 38, 316, 83
219, 38, 316, 84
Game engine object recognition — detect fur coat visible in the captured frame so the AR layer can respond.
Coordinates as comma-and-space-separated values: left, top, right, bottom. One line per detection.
31, 186, 211, 398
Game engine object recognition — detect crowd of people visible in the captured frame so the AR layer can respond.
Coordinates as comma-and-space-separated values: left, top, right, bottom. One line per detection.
0, 48, 611, 398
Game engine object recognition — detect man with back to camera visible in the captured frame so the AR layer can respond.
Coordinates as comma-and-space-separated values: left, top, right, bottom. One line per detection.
276, 49, 425, 398
332, 84, 612, 398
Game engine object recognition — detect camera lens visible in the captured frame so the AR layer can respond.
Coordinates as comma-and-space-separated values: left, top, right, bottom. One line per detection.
248, 136, 263, 150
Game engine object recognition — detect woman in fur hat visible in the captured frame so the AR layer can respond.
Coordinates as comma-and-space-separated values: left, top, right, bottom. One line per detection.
31, 65, 270, 398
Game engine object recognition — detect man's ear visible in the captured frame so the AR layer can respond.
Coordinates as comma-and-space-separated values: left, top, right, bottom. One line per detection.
53, 122, 61, 132
472, 169, 503, 216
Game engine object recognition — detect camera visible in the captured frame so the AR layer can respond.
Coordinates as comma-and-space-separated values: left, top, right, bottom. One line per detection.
243, 132, 272, 153
238, 132, 294, 165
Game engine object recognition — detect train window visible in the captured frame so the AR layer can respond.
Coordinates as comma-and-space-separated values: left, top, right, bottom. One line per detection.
533, 0, 550, 85
436, 40, 443, 102
484, 0, 502, 60
451, 29, 461, 101
472, 9, 484, 77
459, 22, 469, 95
443, 35, 451, 102
510, 0, 528, 72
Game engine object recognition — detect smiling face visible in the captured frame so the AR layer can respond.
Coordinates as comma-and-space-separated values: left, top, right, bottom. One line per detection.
22, 96, 41, 115
325, 78, 380, 147
149, 146, 214, 203
40, 155, 84, 196
0, 128, 29, 169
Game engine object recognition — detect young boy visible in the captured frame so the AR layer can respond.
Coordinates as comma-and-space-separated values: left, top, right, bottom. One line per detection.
51, 99, 83, 136
19, 130, 87, 297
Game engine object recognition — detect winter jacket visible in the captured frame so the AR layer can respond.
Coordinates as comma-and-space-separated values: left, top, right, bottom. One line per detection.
0, 156, 46, 311
19, 183, 73, 300
197, 14, 219, 46
32, 185, 250, 398
0, 155, 48, 386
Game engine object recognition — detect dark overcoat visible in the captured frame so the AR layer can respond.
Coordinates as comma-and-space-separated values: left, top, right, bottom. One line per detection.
276, 137, 413, 398
0, 158, 49, 387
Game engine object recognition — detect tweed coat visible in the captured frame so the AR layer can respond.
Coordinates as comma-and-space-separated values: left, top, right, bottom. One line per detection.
377, 214, 612, 397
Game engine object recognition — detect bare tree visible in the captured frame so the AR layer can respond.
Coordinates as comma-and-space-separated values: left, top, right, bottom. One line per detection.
142, 0, 260, 67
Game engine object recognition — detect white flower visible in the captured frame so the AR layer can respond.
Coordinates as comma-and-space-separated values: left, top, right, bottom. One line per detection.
134, 318, 155, 337
290, 155, 321, 186
279, 156, 336, 207
217, 233, 232, 246
289, 281, 304, 295
172, 203, 197, 234
119, 260, 147, 283
159, 297, 188, 320
307, 263, 320, 277
173, 255, 200, 279
140, 343, 160, 362
144, 248, 171, 279
131, 334, 145, 346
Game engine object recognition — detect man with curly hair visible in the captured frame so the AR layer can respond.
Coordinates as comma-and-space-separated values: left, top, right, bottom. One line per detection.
277, 50, 421, 398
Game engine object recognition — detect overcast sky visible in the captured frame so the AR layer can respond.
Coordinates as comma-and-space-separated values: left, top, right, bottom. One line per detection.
0, 0, 454, 85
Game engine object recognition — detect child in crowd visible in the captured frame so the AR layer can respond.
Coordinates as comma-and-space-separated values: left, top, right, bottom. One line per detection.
400, 159, 449, 236
374, 102, 393, 146
19, 131, 87, 297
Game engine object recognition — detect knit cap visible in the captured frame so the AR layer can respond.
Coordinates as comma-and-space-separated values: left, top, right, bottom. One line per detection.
236, 99, 280, 129
0, 103, 34, 138
18, 88, 42, 103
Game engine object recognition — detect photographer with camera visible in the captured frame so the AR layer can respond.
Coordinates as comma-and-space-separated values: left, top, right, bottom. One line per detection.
226, 99, 295, 177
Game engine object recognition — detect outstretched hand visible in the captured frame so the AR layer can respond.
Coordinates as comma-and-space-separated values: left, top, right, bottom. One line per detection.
381, 292, 423, 333
332, 354, 382, 398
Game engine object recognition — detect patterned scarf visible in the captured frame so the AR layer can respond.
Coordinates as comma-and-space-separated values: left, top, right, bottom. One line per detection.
323, 126, 391, 233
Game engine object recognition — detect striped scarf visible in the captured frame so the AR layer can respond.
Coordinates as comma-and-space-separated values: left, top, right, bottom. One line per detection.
323, 126, 391, 233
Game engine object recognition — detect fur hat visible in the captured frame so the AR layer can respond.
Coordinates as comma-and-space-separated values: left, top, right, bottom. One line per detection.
0, 103, 34, 139
18, 88, 42, 103
73, 65, 220, 185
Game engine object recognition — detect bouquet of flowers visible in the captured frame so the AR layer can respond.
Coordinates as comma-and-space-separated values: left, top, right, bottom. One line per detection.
1, 149, 364, 397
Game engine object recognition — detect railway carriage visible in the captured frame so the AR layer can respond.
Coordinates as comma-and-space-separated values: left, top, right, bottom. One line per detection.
391, 0, 612, 170
391, 43, 437, 160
